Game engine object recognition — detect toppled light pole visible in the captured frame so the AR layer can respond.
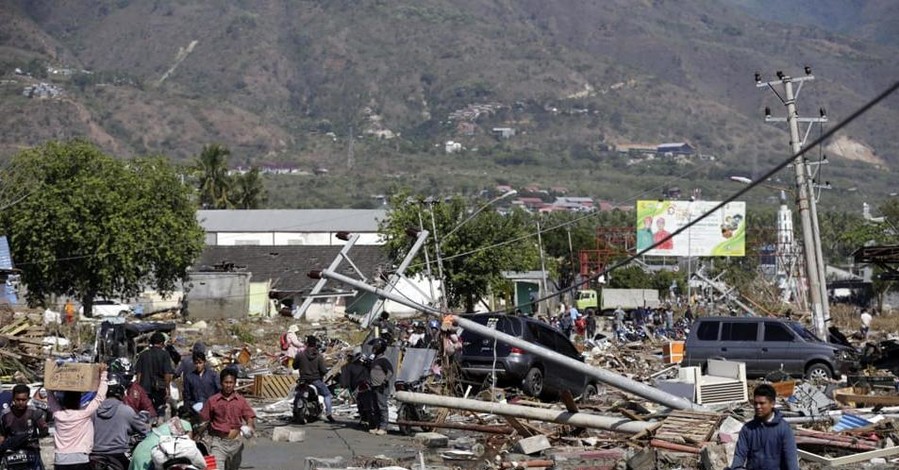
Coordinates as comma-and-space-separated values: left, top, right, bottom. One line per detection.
313, 268, 705, 411
395, 391, 655, 434
361, 229, 431, 328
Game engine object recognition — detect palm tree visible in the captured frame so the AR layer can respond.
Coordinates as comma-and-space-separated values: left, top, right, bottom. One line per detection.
195, 144, 233, 209
232, 167, 267, 209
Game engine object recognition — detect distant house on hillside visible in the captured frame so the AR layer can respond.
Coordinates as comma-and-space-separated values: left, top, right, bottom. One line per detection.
657, 142, 695, 155
492, 127, 516, 139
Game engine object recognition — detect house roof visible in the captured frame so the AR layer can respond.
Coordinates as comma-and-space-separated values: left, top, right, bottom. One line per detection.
194, 245, 389, 292
197, 209, 387, 233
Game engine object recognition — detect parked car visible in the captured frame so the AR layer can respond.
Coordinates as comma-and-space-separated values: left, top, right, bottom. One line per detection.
458, 314, 597, 399
78, 299, 133, 320
683, 316, 858, 380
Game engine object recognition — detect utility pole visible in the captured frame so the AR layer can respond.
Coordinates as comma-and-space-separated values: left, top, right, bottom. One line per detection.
757, 68, 829, 339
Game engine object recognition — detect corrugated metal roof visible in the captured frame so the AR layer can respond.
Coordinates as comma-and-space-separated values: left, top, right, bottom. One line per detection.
194, 244, 388, 291
0, 236, 13, 270
197, 209, 387, 233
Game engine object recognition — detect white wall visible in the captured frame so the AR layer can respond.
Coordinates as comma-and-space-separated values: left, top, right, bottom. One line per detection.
212, 232, 383, 246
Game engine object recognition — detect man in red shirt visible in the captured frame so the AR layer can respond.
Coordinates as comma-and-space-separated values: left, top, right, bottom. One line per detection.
199, 369, 255, 470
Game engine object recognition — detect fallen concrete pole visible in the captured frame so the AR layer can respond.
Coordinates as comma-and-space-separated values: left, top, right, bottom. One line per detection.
395, 391, 655, 434
320, 269, 705, 411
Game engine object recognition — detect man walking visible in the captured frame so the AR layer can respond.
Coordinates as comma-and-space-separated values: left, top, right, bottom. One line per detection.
200, 369, 256, 470
182, 352, 220, 413
367, 338, 393, 436
293, 336, 335, 422
730, 384, 799, 470
134, 333, 174, 421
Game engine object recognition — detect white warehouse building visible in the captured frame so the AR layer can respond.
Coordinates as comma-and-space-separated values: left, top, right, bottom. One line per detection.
197, 209, 386, 246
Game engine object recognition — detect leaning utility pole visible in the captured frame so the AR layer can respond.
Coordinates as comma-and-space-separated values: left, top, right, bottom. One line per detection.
757, 68, 829, 339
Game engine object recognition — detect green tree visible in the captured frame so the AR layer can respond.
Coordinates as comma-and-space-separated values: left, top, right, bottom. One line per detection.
195, 144, 234, 209
194, 144, 267, 209
380, 193, 539, 312
0, 140, 204, 315
232, 167, 267, 209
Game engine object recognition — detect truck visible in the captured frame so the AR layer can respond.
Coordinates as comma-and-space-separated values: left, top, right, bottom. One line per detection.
575, 288, 660, 314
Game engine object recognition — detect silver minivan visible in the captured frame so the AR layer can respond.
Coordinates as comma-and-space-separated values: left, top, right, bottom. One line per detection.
683, 317, 857, 380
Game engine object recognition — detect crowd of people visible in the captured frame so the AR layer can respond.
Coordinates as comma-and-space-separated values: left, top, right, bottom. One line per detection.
0, 331, 256, 470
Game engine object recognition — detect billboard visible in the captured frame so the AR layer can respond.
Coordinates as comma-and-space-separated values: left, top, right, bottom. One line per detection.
636, 200, 746, 257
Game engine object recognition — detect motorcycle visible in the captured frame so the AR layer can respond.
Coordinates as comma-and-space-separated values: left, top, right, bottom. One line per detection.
292, 379, 324, 425
394, 378, 433, 436
0, 449, 39, 470
159, 442, 209, 470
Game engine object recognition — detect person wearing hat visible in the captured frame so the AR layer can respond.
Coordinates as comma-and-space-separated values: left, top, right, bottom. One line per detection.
134, 333, 175, 423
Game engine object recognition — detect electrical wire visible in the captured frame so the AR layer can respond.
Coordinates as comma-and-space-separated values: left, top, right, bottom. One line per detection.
511, 80, 899, 314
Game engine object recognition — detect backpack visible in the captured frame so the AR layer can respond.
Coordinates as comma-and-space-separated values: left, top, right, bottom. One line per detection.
279, 333, 289, 351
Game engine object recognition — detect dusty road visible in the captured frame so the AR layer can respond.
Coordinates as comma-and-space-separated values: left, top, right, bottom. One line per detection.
243, 415, 431, 470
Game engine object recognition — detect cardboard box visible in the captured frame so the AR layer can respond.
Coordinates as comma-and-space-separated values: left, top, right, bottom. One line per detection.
43, 360, 100, 392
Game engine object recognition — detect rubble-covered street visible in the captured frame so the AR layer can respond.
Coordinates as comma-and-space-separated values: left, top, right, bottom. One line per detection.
6, 301, 899, 470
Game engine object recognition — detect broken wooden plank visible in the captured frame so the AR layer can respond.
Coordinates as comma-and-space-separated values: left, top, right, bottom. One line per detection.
504, 416, 537, 438
560, 390, 579, 414
834, 390, 899, 407
797, 446, 899, 467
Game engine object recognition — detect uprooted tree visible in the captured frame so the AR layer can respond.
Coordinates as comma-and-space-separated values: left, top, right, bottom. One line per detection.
0, 140, 205, 315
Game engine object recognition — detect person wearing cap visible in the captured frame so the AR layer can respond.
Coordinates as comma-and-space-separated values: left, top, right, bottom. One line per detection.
200, 368, 255, 470
183, 351, 220, 413
48, 364, 108, 470
134, 333, 175, 422
91, 374, 149, 470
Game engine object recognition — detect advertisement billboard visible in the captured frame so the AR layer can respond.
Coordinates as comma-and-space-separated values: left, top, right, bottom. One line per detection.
636, 200, 745, 257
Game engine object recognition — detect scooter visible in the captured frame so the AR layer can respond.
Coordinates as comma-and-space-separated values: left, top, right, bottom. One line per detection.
292, 379, 324, 425
394, 378, 434, 436
0, 449, 39, 470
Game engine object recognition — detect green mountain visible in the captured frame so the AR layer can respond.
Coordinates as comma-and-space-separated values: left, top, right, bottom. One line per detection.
1, 0, 897, 210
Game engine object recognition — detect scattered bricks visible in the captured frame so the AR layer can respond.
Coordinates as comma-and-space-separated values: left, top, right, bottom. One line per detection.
414, 432, 449, 448
700, 442, 736, 470
272, 426, 305, 442
514, 435, 552, 455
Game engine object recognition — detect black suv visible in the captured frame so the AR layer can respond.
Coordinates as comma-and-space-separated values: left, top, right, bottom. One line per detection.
458, 314, 597, 398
